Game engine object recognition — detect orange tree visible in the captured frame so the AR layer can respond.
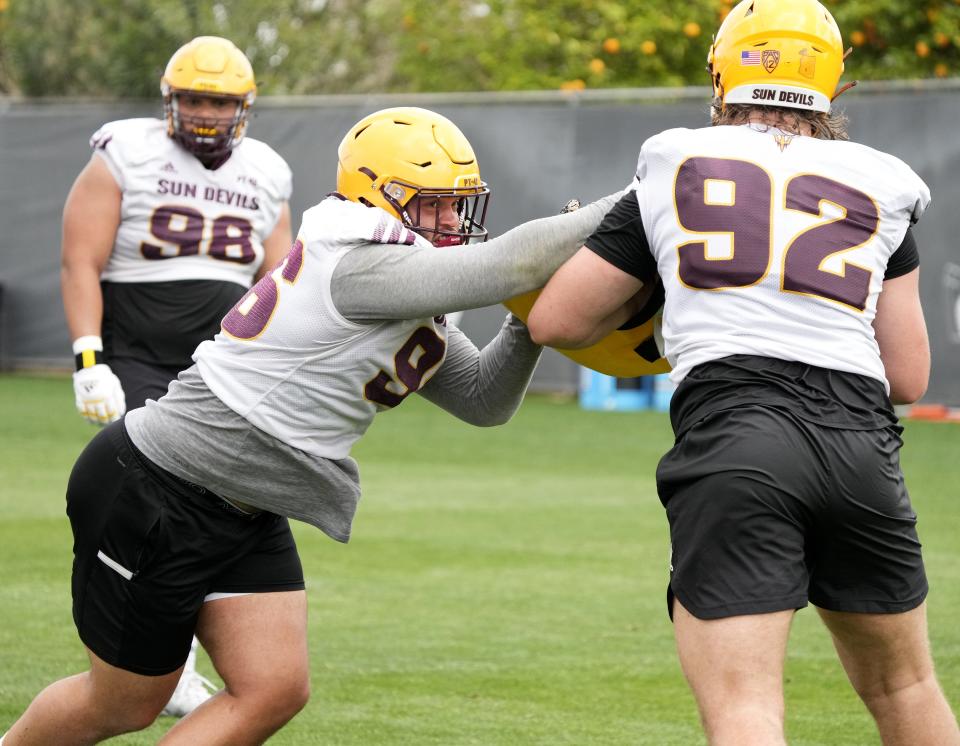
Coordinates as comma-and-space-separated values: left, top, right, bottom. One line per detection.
393, 0, 960, 91
0, 0, 957, 97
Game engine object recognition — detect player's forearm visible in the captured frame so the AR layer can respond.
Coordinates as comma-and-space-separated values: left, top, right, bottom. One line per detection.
882, 343, 930, 404
61, 264, 105, 341
531, 289, 647, 349
873, 269, 930, 404
417, 315, 541, 426
331, 192, 621, 321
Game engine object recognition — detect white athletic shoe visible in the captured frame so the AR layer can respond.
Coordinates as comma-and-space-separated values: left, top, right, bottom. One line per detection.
160, 669, 218, 717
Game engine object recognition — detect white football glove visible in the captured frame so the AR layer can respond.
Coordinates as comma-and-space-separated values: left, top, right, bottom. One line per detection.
73, 364, 126, 425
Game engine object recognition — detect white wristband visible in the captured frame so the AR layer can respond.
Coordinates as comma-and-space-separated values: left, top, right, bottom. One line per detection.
72, 335, 104, 355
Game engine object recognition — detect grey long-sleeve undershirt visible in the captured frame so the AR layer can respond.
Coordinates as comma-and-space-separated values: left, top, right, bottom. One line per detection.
331, 192, 620, 425
330, 192, 621, 321
417, 314, 542, 426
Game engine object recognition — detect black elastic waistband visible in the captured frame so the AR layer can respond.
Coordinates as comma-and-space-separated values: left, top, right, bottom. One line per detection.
118, 419, 262, 521
169, 473, 262, 521
671, 354, 897, 437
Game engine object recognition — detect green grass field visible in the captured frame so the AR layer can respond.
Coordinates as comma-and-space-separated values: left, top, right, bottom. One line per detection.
1, 372, 958, 744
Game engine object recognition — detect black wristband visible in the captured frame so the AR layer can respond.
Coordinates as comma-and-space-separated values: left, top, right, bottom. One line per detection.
75, 349, 104, 371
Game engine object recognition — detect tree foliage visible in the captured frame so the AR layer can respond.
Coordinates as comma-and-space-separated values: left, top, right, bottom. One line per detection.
1, 0, 958, 98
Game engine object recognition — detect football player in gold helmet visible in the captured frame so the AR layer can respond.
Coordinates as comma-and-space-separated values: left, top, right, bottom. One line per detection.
9, 105, 621, 744
58, 34, 292, 724
529, 1, 959, 743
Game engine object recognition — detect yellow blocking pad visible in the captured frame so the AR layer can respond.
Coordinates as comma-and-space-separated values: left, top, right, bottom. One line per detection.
504, 288, 671, 378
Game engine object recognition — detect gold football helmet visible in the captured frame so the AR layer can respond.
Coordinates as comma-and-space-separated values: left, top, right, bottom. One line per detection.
337, 107, 489, 245
707, 0, 846, 113
161, 36, 256, 159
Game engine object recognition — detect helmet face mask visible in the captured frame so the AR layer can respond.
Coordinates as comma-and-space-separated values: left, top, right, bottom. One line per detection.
707, 0, 845, 114
388, 183, 490, 247
165, 91, 246, 160
337, 107, 490, 246
161, 36, 256, 162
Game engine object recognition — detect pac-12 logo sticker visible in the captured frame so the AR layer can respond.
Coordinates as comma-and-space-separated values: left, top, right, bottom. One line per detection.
762, 50, 781, 73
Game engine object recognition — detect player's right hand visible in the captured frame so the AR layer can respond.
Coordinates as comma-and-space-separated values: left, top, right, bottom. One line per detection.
73, 364, 126, 425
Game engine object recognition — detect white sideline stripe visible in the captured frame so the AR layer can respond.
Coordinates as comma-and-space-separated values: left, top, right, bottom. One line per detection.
204, 591, 253, 603
97, 550, 134, 580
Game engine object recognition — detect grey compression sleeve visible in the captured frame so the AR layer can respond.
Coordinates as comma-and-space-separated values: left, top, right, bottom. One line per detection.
417, 314, 541, 426
331, 191, 621, 321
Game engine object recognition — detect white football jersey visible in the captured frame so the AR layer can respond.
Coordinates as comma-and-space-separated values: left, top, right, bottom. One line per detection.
633, 124, 930, 387
195, 197, 448, 460
92, 118, 292, 285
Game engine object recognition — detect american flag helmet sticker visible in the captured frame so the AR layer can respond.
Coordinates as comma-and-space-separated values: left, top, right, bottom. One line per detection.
741, 50, 762, 65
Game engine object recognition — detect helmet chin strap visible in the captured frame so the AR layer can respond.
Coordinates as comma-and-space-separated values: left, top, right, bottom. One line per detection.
832, 80, 858, 101
433, 234, 462, 248
831, 47, 857, 102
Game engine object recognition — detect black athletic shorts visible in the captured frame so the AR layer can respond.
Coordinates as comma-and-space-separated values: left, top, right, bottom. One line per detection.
68, 419, 305, 676
657, 356, 928, 620
110, 356, 181, 410
101, 278, 249, 409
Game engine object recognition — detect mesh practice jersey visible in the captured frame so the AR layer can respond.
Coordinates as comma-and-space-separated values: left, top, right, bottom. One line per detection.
92, 118, 292, 285
590, 124, 930, 387
195, 197, 449, 460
